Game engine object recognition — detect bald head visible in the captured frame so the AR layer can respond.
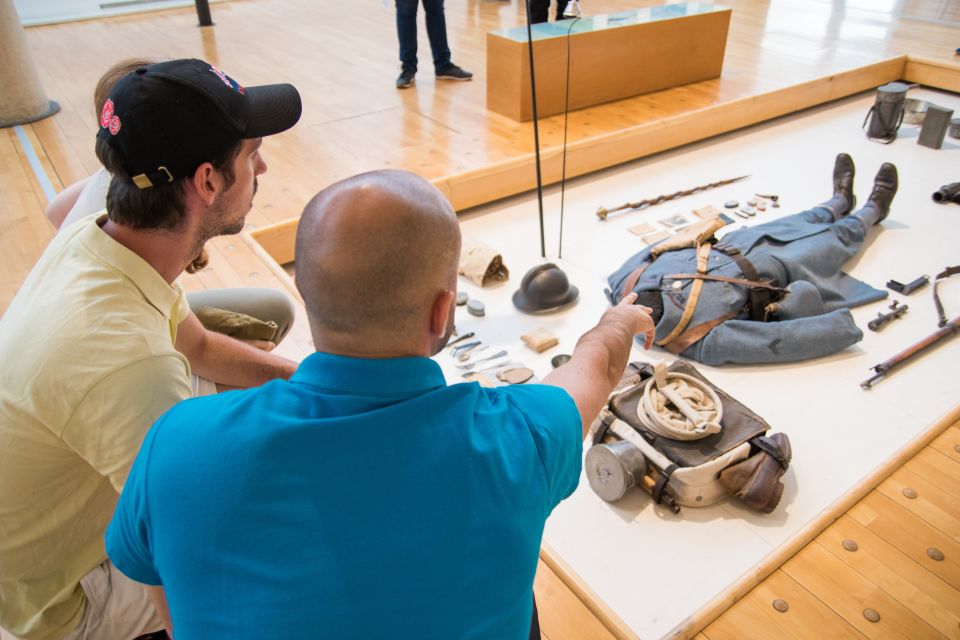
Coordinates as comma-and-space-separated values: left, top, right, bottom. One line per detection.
295, 170, 461, 354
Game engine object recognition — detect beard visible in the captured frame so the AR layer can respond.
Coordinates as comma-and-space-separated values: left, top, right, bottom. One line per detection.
188, 177, 257, 260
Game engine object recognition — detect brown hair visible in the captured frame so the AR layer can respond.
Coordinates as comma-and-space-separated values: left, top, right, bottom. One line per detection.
93, 58, 156, 117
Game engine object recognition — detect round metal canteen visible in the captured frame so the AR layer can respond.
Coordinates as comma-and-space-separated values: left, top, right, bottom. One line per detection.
585, 441, 647, 502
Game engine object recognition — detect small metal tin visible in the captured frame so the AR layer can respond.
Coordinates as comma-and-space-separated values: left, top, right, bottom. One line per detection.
747, 199, 758, 207
456, 291, 469, 306
927, 547, 945, 561
902, 487, 918, 499
918, 104, 954, 149
949, 118, 960, 140
551, 353, 572, 368
724, 200, 739, 209
466, 299, 485, 317
772, 599, 789, 613
842, 539, 859, 552
863, 609, 880, 623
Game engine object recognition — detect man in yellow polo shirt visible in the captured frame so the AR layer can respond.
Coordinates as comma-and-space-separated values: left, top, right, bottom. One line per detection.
0, 59, 302, 640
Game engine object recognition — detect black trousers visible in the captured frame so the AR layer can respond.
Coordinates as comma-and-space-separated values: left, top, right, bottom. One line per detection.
529, 594, 541, 639
528, 0, 569, 23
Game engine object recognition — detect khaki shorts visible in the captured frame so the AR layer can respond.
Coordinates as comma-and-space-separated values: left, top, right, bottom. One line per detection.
64, 561, 165, 640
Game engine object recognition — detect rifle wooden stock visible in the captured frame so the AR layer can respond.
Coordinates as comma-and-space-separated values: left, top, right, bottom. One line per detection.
861, 315, 960, 389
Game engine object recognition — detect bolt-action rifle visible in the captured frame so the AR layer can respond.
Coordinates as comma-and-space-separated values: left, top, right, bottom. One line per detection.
861, 315, 960, 389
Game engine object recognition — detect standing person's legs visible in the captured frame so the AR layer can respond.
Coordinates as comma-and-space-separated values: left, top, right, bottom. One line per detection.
528, 0, 549, 23
396, 0, 420, 73
64, 562, 165, 640
186, 287, 295, 346
421, 0, 452, 72
554, 0, 569, 20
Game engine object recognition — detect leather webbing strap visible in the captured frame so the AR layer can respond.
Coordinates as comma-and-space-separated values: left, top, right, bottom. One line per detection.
656, 243, 712, 347
933, 265, 960, 327
663, 309, 742, 355
652, 464, 677, 505
664, 273, 782, 291
619, 261, 651, 301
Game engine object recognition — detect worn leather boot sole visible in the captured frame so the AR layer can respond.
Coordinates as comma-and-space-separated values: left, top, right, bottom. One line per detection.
719, 433, 792, 513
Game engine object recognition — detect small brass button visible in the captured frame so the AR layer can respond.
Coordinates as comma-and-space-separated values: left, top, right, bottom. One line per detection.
842, 539, 859, 552
863, 608, 880, 623
902, 487, 918, 499
927, 548, 945, 561
772, 599, 789, 613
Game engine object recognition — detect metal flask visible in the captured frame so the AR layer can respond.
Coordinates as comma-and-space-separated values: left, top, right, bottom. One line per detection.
863, 81, 911, 143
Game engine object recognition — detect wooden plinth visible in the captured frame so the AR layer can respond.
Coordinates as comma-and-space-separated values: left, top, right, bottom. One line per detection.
486, 5, 732, 122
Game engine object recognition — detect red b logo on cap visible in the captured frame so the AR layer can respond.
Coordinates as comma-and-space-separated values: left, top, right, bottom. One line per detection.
100, 99, 114, 128
100, 99, 122, 135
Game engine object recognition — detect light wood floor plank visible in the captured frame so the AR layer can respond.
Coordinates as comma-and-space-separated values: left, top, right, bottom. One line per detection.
907, 447, 960, 499
850, 492, 960, 593
533, 559, 617, 640
702, 569, 867, 640
783, 542, 946, 640
878, 467, 960, 544
817, 515, 960, 639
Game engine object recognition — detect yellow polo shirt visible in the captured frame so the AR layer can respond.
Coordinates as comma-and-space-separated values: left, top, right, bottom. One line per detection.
0, 213, 192, 640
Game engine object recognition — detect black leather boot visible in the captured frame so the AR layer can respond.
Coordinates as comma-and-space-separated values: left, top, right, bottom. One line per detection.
856, 162, 898, 225
818, 153, 856, 219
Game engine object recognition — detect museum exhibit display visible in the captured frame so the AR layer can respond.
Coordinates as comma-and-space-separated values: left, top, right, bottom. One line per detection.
6, 1, 959, 638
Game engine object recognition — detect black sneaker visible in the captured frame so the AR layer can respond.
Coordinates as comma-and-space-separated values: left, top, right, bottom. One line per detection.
436, 64, 473, 81
396, 70, 416, 89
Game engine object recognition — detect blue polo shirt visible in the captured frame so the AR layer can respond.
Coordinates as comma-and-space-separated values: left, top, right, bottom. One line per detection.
106, 352, 582, 639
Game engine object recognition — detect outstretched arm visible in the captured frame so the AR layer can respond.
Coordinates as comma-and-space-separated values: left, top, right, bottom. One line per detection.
542, 293, 655, 436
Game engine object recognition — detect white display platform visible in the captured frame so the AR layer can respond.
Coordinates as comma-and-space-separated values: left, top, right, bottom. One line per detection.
438, 88, 959, 639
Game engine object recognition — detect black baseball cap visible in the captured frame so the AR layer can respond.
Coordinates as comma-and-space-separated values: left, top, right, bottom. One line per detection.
97, 58, 302, 189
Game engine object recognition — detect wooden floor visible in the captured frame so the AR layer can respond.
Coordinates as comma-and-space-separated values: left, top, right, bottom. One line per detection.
699, 419, 960, 640
2, 1, 959, 638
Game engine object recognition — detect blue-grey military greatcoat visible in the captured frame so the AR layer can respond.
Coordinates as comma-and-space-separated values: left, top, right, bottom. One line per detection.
608, 206, 887, 365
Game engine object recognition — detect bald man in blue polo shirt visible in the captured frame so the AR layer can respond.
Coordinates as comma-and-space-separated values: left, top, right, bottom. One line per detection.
106, 170, 655, 639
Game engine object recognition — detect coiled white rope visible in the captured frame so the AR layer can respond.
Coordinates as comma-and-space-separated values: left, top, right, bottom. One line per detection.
635, 369, 723, 441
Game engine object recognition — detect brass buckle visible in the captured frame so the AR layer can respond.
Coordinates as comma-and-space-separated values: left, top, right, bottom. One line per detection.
131, 166, 174, 190
132, 174, 153, 189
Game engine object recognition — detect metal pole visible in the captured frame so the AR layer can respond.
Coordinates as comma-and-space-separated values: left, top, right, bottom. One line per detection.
195, 0, 213, 27
524, 0, 547, 258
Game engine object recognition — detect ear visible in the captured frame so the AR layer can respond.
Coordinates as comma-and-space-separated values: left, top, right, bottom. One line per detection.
429, 289, 456, 338
189, 162, 220, 207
